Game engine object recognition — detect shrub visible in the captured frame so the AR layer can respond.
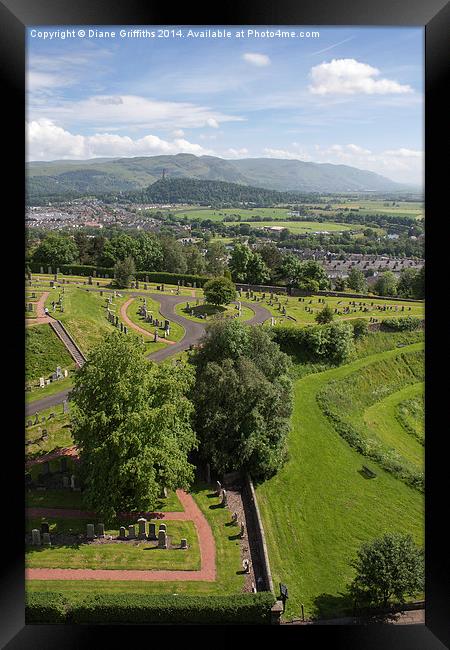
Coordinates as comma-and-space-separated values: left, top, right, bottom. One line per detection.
26, 592, 276, 625
352, 319, 369, 339
382, 317, 422, 332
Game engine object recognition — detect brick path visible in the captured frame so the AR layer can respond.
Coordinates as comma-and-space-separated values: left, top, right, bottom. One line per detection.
25, 291, 51, 326
26, 490, 216, 582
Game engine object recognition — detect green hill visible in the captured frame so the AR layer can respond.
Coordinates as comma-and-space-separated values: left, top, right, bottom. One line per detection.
26, 153, 410, 203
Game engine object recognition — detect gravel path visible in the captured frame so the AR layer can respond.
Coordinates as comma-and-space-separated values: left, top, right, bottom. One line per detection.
26, 490, 216, 582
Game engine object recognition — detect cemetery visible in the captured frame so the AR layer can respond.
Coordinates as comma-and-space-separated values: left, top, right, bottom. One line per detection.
25, 272, 425, 623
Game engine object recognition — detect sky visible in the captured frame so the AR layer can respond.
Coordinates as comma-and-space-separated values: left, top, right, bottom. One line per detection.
26, 26, 424, 186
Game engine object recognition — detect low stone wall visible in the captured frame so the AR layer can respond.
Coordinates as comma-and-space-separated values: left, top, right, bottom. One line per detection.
244, 474, 274, 594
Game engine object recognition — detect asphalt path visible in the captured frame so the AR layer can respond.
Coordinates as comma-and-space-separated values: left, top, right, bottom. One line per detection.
26, 290, 271, 414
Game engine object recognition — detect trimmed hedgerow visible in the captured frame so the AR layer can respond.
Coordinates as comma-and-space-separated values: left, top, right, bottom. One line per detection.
25, 592, 70, 624
134, 271, 209, 287
26, 592, 276, 625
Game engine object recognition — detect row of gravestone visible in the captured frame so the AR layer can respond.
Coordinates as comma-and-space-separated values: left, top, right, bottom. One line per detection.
215, 481, 246, 539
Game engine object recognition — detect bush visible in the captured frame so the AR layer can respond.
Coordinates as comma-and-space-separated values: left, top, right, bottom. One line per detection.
26, 592, 70, 624
382, 317, 422, 332
272, 321, 355, 365
26, 592, 276, 625
352, 319, 369, 339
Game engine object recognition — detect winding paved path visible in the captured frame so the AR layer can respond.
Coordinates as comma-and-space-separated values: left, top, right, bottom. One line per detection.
26, 290, 271, 411
26, 490, 216, 582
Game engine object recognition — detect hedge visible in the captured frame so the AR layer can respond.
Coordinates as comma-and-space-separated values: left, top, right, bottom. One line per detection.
26, 592, 276, 625
28, 263, 210, 287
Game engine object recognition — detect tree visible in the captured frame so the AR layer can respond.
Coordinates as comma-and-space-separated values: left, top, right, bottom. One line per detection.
114, 256, 136, 288
347, 267, 368, 293
134, 233, 163, 271
352, 318, 369, 339
229, 242, 253, 282
100, 234, 138, 268
412, 265, 424, 299
32, 234, 78, 267
70, 331, 197, 519
315, 304, 334, 324
203, 276, 236, 306
322, 321, 355, 364
256, 243, 283, 276
397, 267, 418, 298
191, 320, 293, 480
374, 271, 398, 297
245, 252, 270, 284
281, 256, 330, 291
184, 245, 206, 276
349, 533, 424, 608
334, 277, 347, 291
160, 236, 188, 274
205, 241, 228, 276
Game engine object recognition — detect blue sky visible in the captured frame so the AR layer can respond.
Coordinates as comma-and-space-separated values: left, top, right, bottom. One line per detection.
26, 26, 424, 185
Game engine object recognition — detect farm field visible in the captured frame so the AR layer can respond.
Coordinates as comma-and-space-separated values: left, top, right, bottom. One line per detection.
255, 337, 424, 621
223, 220, 371, 235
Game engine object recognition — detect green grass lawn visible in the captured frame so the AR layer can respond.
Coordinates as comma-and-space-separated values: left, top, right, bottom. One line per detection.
255, 342, 424, 622
364, 382, 424, 465
395, 388, 425, 444
26, 375, 74, 404
26, 484, 245, 596
248, 291, 423, 326
25, 324, 76, 385
26, 519, 200, 571
27, 489, 85, 509
175, 300, 254, 323
224, 220, 371, 235
25, 410, 73, 460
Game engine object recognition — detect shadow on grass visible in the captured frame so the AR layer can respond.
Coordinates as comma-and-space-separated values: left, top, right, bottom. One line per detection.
312, 592, 354, 620
209, 503, 224, 510
228, 533, 241, 541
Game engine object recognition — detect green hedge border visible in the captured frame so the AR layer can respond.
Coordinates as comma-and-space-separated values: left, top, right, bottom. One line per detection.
26, 592, 276, 625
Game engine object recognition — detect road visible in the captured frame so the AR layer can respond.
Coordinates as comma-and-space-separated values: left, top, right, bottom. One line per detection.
26, 291, 271, 414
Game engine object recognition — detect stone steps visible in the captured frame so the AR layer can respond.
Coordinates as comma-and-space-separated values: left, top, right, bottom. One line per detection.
49, 320, 86, 368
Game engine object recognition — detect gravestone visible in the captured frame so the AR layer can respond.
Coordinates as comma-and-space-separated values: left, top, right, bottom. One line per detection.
231, 512, 238, 525
119, 526, 126, 539
42, 532, 51, 546
148, 523, 157, 540
158, 530, 167, 549
63, 400, 69, 414
31, 529, 41, 546
48, 266, 52, 274
128, 525, 136, 539
64, 369, 68, 378
240, 522, 245, 538
97, 523, 105, 538
137, 518, 147, 539
216, 480, 222, 496
28, 303, 33, 312
40, 266, 44, 274
62, 475, 70, 488
39, 377, 45, 388
123, 326, 127, 334
70, 474, 76, 489
221, 489, 228, 507
242, 558, 250, 573
86, 524, 95, 539
158, 523, 167, 533
27, 419, 32, 427
40, 522, 50, 534
180, 538, 188, 550
120, 322, 123, 332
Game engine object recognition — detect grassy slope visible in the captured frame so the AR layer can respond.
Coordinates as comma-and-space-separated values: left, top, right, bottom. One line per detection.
364, 382, 424, 467
256, 342, 424, 621
25, 325, 75, 383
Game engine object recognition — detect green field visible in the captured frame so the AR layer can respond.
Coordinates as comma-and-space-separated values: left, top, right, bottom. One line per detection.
125, 296, 185, 344
224, 220, 369, 235
255, 340, 424, 621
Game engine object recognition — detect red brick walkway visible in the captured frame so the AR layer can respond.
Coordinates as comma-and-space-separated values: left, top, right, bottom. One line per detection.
25, 291, 52, 326
26, 490, 216, 582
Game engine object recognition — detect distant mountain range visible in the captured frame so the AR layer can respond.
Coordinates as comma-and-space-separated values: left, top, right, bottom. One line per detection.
26, 153, 416, 203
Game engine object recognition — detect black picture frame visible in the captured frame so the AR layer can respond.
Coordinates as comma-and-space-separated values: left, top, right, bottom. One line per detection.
1, 0, 448, 647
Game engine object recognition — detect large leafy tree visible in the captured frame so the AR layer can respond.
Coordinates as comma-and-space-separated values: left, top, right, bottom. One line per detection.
229, 242, 253, 282
205, 241, 228, 276
70, 331, 197, 519
347, 267, 368, 293
349, 533, 424, 608
100, 234, 138, 268
32, 233, 78, 267
245, 252, 270, 284
134, 233, 164, 271
114, 256, 136, 288
281, 256, 330, 291
396, 267, 418, 298
203, 276, 236, 306
160, 236, 188, 274
374, 271, 398, 297
191, 320, 293, 480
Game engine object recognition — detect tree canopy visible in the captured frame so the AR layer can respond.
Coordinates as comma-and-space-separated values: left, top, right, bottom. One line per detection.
349, 532, 424, 608
191, 320, 293, 480
70, 331, 197, 519
203, 276, 236, 306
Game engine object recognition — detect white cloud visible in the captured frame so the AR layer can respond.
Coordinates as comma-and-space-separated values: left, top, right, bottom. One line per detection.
242, 52, 271, 67
28, 94, 244, 131
26, 119, 213, 161
309, 58, 413, 95
262, 146, 313, 161
224, 148, 249, 157
172, 129, 185, 137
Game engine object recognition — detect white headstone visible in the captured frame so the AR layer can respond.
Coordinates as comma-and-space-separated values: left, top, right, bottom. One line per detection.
39, 377, 45, 388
